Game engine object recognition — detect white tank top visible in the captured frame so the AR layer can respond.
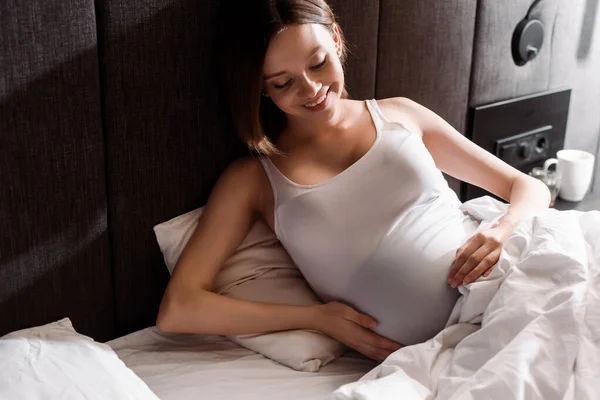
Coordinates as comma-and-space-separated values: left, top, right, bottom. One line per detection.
259, 99, 480, 345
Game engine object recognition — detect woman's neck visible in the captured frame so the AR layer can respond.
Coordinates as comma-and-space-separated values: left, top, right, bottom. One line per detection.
282, 99, 357, 146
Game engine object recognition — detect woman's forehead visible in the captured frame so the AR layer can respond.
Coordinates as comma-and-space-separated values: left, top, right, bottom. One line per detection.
263, 24, 332, 73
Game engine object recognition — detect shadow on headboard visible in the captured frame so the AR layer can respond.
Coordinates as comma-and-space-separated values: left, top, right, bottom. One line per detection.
0, 4, 114, 340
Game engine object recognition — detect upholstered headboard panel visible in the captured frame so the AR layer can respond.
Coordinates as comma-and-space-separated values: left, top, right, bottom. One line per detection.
0, 0, 115, 340
329, 0, 380, 99
376, 0, 478, 133
97, 0, 241, 336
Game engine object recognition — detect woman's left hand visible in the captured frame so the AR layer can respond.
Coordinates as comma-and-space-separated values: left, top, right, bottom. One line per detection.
447, 226, 512, 288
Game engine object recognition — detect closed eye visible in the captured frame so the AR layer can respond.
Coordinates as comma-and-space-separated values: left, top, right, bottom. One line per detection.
311, 56, 327, 70
274, 79, 293, 89
273, 56, 327, 90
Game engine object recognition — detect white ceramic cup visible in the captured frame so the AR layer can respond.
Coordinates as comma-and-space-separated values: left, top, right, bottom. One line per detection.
544, 149, 595, 202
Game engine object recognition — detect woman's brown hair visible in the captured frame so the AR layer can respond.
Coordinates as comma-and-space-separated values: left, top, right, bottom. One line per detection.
217, 0, 347, 155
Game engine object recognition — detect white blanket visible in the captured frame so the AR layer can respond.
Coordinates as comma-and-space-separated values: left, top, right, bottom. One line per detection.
333, 196, 600, 400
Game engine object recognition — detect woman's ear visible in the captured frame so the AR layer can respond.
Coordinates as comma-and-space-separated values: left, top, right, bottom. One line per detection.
332, 23, 342, 56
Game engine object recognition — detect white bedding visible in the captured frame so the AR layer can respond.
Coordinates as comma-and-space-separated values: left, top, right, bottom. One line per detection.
0, 319, 159, 400
334, 197, 600, 400
109, 196, 599, 400
108, 327, 377, 400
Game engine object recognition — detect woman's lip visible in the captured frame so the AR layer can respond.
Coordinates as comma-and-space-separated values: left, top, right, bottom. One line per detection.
303, 88, 329, 108
303, 89, 329, 106
302, 88, 330, 112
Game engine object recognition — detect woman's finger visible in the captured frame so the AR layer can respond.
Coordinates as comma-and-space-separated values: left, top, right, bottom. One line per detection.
346, 322, 403, 353
450, 244, 492, 287
344, 309, 377, 330
347, 338, 387, 362
362, 330, 403, 352
463, 248, 500, 284
448, 234, 485, 280
482, 250, 501, 278
356, 341, 394, 362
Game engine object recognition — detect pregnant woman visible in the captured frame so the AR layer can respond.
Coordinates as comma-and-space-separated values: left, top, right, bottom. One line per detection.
156, 0, 551, 361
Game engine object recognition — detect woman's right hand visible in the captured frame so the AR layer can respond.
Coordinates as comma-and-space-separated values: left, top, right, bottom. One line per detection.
313, 301, 404, 362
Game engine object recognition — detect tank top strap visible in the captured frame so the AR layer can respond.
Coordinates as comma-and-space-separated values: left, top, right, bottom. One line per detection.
258, 156, 288, 205
365, 99, 387, 133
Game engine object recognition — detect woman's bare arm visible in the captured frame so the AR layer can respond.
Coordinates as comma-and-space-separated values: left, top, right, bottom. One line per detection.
156, 157, 317, 335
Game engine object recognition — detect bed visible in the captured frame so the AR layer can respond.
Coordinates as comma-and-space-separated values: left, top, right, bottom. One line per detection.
2, 0, 600, 399
107, 327, 376, 400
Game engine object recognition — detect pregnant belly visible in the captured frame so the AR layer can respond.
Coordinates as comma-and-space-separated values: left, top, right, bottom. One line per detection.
331, 204, 480, 345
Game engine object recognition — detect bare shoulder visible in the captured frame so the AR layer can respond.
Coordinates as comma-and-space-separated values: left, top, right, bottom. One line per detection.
216, 155, 273, 226
375, 97, 427, 136
222, 155, 263, 179
377, 96, 428, 113
218, 156, 268, 197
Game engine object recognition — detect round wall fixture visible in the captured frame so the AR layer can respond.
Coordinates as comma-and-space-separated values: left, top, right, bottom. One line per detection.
512, 0, 545, 66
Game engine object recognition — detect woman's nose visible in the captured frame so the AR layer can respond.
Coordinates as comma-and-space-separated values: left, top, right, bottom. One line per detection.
300, 74, 322, 98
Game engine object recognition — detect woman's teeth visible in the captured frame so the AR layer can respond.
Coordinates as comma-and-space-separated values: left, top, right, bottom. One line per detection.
304, 91, 327, 108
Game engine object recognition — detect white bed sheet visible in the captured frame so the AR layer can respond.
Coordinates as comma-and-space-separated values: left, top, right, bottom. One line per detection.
108, 327, 377, 400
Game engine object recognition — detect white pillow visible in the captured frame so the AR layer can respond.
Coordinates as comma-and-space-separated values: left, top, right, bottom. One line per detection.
0, 318, 159, 399
153, 207, 345, 372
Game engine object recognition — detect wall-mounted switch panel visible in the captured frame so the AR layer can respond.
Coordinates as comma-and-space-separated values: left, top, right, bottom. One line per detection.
465, 89, 571, 201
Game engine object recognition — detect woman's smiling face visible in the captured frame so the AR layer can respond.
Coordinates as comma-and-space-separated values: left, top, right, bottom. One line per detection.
262, 23, 345, 124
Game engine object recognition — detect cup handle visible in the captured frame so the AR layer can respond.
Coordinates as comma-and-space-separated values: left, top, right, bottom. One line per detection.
543, 158, 558, 173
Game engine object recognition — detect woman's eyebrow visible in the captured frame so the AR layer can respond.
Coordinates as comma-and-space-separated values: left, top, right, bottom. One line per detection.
264, 71, 286, 80
263, 45, 322, 80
